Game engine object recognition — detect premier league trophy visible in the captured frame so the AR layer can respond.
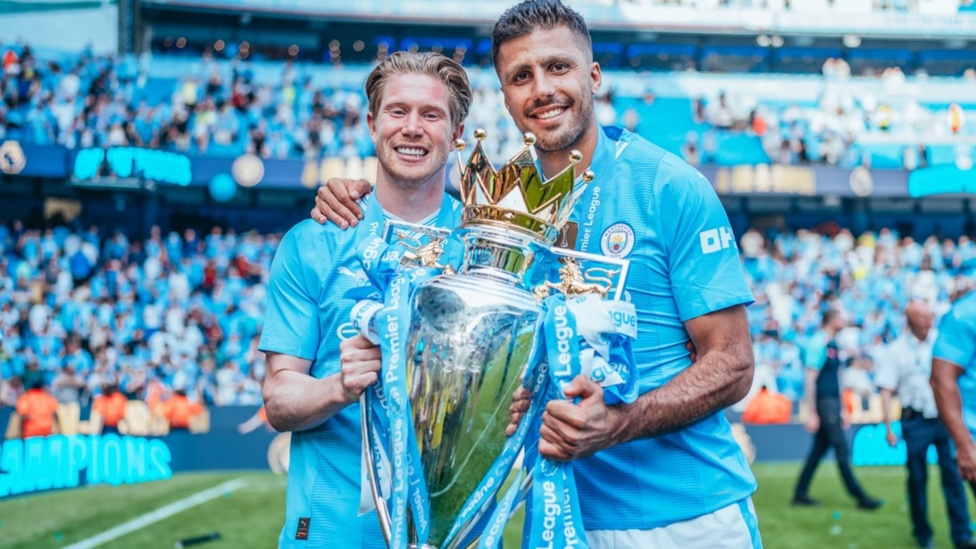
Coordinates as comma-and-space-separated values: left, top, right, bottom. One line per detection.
358, 130, 626, 549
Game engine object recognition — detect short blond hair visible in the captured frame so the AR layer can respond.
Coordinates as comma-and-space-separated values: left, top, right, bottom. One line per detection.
364, 51, 472, 129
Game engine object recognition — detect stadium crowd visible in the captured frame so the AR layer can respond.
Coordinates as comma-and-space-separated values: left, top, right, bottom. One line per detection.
0, 219, 974, 416
0, 221, 271, 413
2, 37, 976, 419
3, 39, 976, 171
740, 225, 976, 407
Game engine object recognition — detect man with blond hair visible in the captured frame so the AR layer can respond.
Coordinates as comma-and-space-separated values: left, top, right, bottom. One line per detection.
260, 51, 472, 548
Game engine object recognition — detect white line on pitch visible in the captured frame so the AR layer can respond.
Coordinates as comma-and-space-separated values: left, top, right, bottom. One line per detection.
62, 477, 249, 549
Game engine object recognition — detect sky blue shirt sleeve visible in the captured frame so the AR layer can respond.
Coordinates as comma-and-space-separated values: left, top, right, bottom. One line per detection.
934, 306, 976, 370
802, 332, 827, 371
258, 222, 326, 360
657, 156, 754, 321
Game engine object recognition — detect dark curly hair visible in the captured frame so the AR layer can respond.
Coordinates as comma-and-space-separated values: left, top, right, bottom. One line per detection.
491, 0, 592, 70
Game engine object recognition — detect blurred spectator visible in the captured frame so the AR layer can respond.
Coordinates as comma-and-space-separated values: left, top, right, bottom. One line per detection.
681, 131, 701, 167
157, 388, 204, 430
594, 90, 618, 127
741, 386, 792, 425
707, 91, 736, 130
621, 107, 640, 133
0, 376, 23, 408
91, 383, 128, 434
15, 379, 59, 438
692, 97, 706, 124
51, 365, 85, 404
749, 107, 768, 136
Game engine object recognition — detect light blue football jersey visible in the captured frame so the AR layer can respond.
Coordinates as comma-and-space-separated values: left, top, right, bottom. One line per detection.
933, 291, 976, 437
259, 192, 461, 548
568, 126, 757, 530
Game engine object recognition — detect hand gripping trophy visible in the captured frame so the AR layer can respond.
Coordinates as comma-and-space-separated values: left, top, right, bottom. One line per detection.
353, 129, 634, 549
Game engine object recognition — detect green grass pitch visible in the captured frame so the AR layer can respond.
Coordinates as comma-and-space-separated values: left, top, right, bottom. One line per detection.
1, 464, 972, 548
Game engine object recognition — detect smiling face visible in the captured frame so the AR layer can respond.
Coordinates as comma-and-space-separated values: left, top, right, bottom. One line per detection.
495, 25, 601, 156
367, 72, 463, 191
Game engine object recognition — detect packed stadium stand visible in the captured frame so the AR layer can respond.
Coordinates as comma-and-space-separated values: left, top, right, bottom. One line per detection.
1, 220, 974, 413
0, 222, 270, 409
1, 0, 975, 419
4, 43, 976, 170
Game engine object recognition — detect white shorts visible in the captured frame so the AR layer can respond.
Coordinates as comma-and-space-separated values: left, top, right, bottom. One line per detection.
585, 497, 762, 549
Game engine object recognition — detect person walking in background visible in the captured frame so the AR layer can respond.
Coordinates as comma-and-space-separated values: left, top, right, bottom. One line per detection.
793, 309, 882, 510
878, 301, 974, 549
15, 379, 59, 438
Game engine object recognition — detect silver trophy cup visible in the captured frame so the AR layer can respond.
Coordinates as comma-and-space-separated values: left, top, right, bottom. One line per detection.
366, 224, 545, 549
360, 131, 608, 549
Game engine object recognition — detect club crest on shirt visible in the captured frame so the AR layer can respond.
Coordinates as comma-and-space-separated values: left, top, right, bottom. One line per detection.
600, 223, 634, 258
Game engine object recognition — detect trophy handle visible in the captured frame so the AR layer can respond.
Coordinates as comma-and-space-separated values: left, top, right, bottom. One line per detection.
534, 247, 630, 301
382, 220, 456, 273
361, 392, 393, 544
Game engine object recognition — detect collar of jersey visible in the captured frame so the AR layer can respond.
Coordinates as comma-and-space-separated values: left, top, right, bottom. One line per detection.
589, 126, 618, 185
360, 190, 456, 231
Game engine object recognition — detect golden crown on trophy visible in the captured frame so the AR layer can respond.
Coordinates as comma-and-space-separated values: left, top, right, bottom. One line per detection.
453, 129, 593, 244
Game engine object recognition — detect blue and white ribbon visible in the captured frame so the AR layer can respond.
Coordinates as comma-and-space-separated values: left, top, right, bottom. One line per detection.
514, 294, 638, 549
526, 296, 588, 549
350, 230, 639, 549
565, 295, 638, 406
348, 236, 446, 549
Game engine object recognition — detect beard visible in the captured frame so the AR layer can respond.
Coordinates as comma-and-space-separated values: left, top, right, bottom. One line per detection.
525, 98, 595, 154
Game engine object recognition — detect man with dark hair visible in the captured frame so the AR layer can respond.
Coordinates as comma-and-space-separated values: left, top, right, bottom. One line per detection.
261, 52, 472, 548
793, 309, 882, 510
311, 1, 761, 546
879, 301, 974, 549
